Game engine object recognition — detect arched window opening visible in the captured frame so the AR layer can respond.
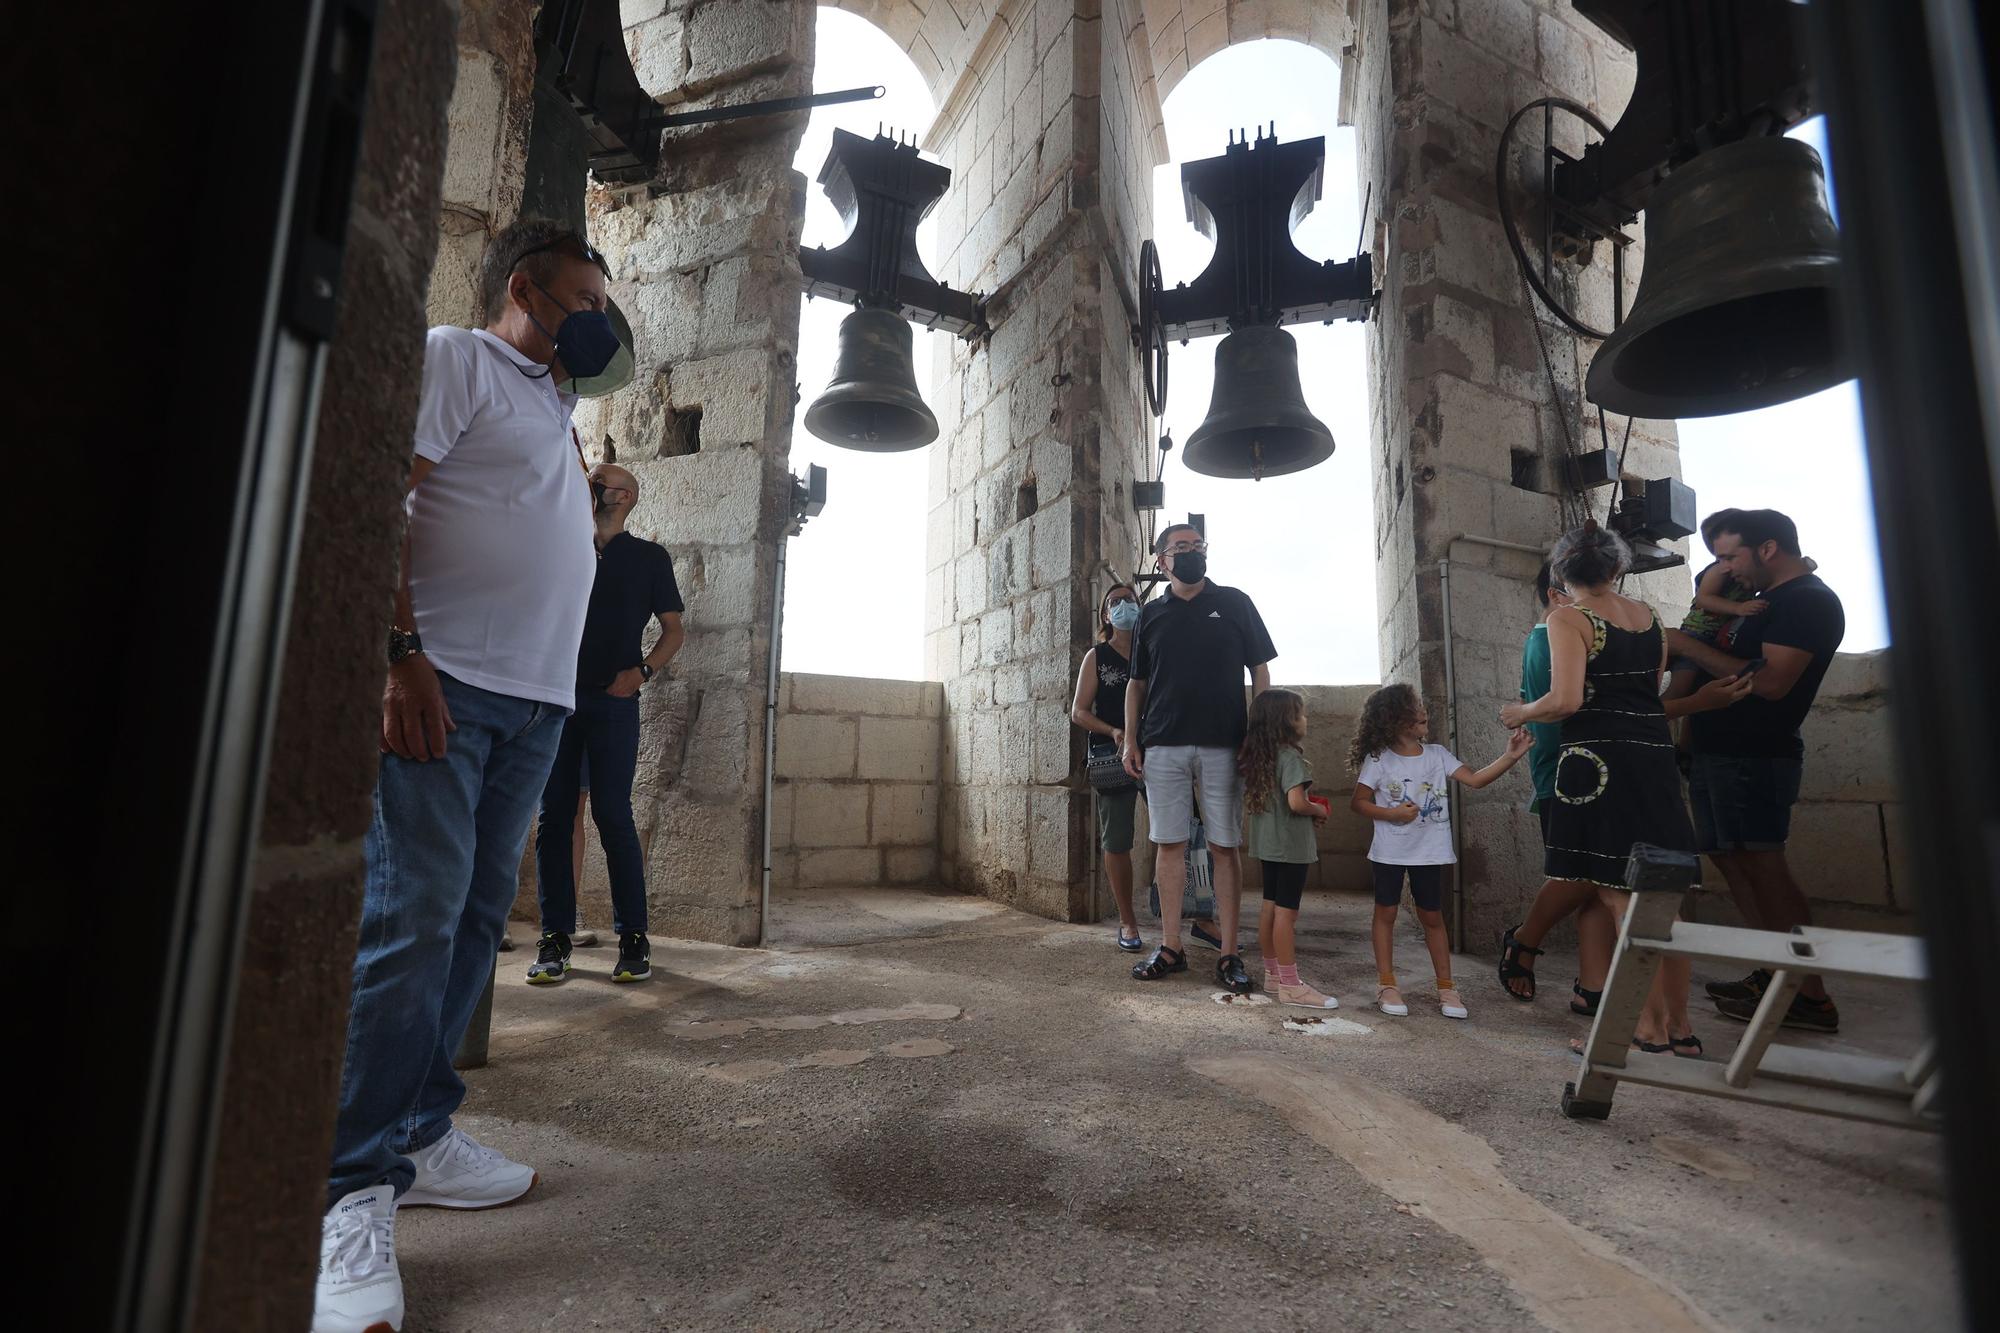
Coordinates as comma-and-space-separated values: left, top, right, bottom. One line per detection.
1150, 40, 1376, 683
782, 6, 940, 680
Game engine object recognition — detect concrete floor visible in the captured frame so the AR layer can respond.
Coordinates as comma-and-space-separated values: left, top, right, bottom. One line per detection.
409, 888, 1958, 1332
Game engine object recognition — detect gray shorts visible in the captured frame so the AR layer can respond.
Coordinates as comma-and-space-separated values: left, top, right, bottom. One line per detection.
1143, 744, 1244, 848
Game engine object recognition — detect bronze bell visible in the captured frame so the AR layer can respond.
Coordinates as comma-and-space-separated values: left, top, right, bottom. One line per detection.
804, 306, 938, 450
1183, 325, 1335, 479
1588, 135, 1849, 419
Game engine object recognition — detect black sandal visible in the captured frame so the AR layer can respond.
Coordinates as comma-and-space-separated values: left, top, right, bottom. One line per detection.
1498, 926, 1542, 1001
1570, 981, 1602, 1017
1632, 1037, 1674, 1054
1131, 946, 1187, 981
1669, 1032, 1703, 1058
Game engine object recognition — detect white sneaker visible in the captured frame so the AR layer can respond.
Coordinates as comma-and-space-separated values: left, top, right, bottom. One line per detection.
400, 1126, 538, 1209
315, 1187, 402, 1333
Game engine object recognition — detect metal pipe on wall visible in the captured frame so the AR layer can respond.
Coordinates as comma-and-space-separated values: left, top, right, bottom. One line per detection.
1437, 532, 1548, 952
759, 530, 790, 947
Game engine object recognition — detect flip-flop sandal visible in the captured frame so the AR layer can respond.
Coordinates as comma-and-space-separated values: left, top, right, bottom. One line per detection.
1669, 1032, 1703, 1058
1499, 925, 1543, 1002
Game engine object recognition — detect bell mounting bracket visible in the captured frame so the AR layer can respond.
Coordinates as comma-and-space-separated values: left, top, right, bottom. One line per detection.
799, 129, 987, 340
1501, 0, 1816, 338
1132, 128, 1378, 417
1497, 97, 1632, 341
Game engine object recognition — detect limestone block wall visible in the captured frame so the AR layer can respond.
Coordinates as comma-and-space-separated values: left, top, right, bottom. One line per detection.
905, 0, 1114, 921
771, 672, 946, 889
194, 0, 459, 1322
1349, 0, 1695, 949
427, 0, 536, 327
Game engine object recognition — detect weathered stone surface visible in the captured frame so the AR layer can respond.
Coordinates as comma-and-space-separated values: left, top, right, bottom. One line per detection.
800, 847, 886, 887
790, 782, 871, 848
859, 715, 941, 782
872, 783, 939, 846
776, 714, 857, 780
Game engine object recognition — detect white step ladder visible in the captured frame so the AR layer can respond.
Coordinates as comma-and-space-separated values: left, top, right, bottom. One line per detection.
1563, 844, 1942, 1131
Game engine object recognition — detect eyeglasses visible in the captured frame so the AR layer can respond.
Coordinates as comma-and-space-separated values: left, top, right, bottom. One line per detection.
1162, 539, 1208, 555
513, 232, 613, 281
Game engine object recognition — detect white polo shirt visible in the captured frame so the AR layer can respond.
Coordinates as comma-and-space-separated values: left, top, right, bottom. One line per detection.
407, 326, 596, 710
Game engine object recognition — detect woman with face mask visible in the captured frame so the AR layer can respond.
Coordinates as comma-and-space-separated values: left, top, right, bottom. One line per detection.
1070, 583, 1149, 951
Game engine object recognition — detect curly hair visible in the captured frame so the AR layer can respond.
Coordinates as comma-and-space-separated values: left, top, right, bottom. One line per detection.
1240, 688, 1308, 815
1348, 683, 1422, 773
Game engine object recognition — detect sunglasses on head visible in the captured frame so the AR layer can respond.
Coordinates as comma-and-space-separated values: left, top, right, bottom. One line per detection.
513, 233, 612, 281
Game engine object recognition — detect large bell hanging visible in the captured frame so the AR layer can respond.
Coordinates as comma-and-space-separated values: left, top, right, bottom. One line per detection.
1588, 135, 1849, 419
804, 306, 938, 450
1183, 325, 1335, 479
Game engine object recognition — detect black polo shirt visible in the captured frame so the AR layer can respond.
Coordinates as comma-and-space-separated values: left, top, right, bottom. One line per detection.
575, 532, 684, 690
1129, 581, 1276, 748
1688, 573, 1845, 759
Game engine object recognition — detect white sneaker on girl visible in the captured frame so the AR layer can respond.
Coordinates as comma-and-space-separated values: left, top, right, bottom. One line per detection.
1279, 981, 1339, 1010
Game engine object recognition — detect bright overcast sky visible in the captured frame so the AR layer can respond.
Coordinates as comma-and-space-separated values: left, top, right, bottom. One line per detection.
781, 14, 1888, 682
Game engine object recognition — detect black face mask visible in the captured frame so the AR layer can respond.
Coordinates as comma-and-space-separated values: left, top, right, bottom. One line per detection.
1170, 551, 1207, 583
590, 481, 610, 513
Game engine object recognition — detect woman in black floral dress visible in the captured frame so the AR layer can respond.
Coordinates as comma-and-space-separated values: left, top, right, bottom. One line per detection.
1501, 521, 1750, 1053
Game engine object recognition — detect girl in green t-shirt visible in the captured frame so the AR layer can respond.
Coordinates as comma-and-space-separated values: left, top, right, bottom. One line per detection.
1240, 689, 1338, 1008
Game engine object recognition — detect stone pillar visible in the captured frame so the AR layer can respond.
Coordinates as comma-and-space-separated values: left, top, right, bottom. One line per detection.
427, 0, 538, 326
192, 0, 460, 1325
552, 0, 815, 944
914, 0, 1129, 920
1359, 0, 1688, 947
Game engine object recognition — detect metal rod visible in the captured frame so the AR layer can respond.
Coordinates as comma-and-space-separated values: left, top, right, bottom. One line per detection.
759, 523, 791, 947
645, 84, 882, 131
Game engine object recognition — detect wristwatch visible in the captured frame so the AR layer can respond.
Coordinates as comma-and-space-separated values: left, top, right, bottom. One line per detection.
638, 662, 655, 682
387, 626, 424, 665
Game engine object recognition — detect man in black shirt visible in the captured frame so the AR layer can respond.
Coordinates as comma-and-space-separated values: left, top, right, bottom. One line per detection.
529, 463, 685, 986
1122, 523, 1276, 992
1667, 508, 1846, 1032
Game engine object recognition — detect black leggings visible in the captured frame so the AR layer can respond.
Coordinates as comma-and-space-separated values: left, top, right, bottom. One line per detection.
1370, 861, 1445, 912
1260, 860, 1309, 911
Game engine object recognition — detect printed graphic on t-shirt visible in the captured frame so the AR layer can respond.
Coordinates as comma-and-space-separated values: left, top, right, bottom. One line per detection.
1377, 777, 1448, 826
1098, 660, 1128, 689
1356, 743, 1463, 866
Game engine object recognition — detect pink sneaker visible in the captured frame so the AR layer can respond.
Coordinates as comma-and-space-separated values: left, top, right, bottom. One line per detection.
1279, 980, 1339, 1010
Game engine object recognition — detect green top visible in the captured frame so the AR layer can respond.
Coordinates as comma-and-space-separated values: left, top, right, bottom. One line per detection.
1246, 746, 1317, 864
1679, 559, 1756, 638
1520, 624, 1560, 811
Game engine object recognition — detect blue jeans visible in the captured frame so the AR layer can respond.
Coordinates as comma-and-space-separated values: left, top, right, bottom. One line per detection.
327, 672, 566, 1207
535, 688, 647, 935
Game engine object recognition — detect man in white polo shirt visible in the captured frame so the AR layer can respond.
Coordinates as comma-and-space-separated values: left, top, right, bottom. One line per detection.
314, 220, 614, 1333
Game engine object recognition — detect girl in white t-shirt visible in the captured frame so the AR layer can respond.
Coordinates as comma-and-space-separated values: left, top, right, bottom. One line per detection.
1348, 684, 1531, 1020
